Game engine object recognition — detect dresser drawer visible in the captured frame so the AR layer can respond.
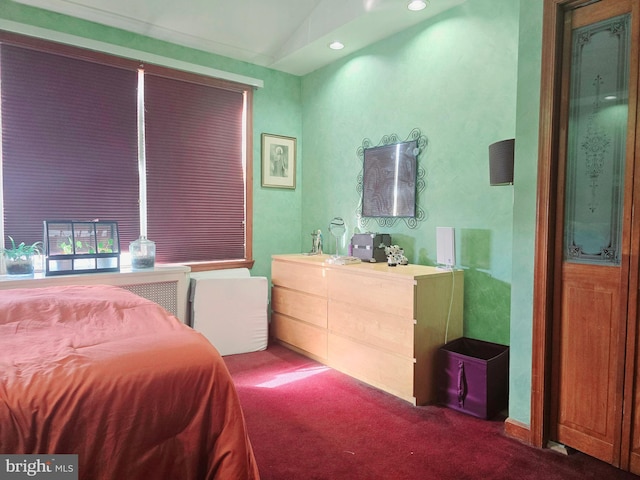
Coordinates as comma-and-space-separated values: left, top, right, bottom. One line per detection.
328, 333, 415, 403
272, 286, 327, 328
328, 269, 415, 318
328, 299, 414, 357
272, 259, 327, 296
272, 312, 327, 360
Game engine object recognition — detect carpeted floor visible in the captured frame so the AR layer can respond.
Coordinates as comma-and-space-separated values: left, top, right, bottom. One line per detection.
224, 343, 638, 480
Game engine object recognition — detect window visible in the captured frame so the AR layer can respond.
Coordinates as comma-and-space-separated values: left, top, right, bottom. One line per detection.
0, 32, 253, 267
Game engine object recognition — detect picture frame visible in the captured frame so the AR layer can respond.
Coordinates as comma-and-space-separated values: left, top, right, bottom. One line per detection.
261, 133, 296, 189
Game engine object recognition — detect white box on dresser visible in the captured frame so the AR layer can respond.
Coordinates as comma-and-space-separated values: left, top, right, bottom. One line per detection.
271, 254, 464, 405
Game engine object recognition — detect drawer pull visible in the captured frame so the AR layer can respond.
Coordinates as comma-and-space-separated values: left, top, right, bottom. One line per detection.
457, 360, 467, 408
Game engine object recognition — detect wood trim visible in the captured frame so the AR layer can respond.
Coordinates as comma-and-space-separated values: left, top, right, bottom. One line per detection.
504, 418, 532, 445
187, 259, 256, 272
245, 87, 254, 266
532, 0, 609, 450
0, 30, 138, 70
620, 0, 640, 470
548, 4, 574, 447
531, 0, 570, 450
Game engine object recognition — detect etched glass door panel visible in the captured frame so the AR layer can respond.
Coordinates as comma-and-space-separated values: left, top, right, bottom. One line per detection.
564, 15, 630, 265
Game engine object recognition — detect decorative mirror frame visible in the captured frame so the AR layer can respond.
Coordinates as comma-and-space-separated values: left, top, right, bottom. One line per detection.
355, 128, 427, 229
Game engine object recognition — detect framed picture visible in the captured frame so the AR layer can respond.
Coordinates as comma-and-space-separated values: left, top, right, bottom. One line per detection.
261, 133, 296, 189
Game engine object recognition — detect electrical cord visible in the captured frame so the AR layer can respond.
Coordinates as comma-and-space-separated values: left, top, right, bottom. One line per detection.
443, 265, 456, 345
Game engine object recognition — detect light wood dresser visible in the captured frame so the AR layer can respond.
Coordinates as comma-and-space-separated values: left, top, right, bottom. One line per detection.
271, 254, 464, 405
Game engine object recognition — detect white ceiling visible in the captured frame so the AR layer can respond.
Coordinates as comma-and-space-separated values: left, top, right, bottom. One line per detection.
12, 0, 466, 76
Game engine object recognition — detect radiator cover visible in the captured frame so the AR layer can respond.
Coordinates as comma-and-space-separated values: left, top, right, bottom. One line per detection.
0, 266, 190, 322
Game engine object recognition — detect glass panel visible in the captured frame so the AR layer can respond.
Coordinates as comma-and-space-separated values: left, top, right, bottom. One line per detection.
564, 15, 630, 265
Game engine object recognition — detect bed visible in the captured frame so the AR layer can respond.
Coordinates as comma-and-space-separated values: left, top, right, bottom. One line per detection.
0, 284, 260, 480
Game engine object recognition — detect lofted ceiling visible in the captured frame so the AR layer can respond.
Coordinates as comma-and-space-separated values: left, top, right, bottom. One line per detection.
12, 0, 466, 76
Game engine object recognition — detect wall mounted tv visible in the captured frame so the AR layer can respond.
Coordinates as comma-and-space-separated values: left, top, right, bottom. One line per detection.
362, 140, 418, 218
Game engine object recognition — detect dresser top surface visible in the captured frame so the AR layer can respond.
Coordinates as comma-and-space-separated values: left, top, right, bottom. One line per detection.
272, 254, 461, 280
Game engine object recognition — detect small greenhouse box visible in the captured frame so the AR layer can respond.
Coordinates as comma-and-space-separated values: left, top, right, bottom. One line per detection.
437, 337, 509, 420
44, 220, 120, 276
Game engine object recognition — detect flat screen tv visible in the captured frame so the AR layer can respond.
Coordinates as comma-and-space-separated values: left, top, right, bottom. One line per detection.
362, 140, 417, 218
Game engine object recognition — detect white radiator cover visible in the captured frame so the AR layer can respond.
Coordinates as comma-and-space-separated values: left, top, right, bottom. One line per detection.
120, 281, 180, 318
0, 266, 190, 322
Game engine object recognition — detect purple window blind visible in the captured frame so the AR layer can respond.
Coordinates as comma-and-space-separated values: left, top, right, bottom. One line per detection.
0, 44, 139, 249
144, 73, 245, 263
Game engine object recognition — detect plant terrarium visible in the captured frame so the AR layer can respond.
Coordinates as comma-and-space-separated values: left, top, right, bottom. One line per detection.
44, 220, 120, 275
130, 236, 156, 270
3, 236, 42, 275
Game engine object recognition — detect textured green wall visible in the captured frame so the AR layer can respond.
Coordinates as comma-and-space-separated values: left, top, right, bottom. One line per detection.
508, 0, 543, 426
301, 0, 519, 346
0, 0, 303, 280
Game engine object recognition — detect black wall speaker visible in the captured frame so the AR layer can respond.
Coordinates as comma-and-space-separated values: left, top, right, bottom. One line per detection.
489, 138, 515, 186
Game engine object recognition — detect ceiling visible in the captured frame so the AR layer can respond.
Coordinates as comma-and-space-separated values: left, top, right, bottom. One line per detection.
12, 0, 466, 76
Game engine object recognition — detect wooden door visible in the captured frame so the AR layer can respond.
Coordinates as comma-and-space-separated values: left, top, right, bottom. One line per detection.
551, 0, 640, 467
628, 324, 640, 474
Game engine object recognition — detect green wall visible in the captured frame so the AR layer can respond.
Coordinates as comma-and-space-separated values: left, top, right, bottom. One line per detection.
301, 0, 518, 346
509, 0, 543, 425
0, 0, 546, 428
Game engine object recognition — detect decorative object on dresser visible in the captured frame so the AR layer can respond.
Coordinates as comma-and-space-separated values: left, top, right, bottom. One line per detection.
325, 217, 361, 265
270, 254, 464, 405
384, 244, 408, 266
44, 220, 120, 275
350, 233, 390, 262
328, 216, 347, 257
436, 226, 456, 268
308, 229, 323, 255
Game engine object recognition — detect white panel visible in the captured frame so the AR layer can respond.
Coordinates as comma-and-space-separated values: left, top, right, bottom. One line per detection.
436, 227, 456, 267
190, 272, 268, 356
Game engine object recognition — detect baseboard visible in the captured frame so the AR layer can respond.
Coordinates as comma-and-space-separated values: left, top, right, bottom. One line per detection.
504, 417, 532, 444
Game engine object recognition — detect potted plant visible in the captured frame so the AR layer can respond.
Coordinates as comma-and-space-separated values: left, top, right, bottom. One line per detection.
3, 236, 43, 275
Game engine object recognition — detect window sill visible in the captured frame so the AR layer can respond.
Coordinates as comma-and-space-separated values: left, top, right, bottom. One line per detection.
186, 259, 255, 272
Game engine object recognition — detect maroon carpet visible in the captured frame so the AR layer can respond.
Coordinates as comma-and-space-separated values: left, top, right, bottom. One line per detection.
224, 344, 638, 480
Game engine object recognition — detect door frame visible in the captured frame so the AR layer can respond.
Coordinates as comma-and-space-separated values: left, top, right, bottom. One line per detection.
532, 0, 640, 470
531, 0, 578, 449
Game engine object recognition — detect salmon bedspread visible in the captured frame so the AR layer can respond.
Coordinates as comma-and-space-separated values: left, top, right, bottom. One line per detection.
0, 285, 260, 480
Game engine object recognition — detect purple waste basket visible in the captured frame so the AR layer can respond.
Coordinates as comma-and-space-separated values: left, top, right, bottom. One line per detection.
437, 337, 509, 420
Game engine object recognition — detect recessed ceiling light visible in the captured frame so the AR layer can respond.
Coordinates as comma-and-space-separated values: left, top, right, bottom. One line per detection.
407, 0, 427, 11
329, 41, 345, 50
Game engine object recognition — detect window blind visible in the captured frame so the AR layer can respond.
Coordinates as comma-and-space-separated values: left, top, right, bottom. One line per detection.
0, 44, 140, 249
144, 72, 246, 263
